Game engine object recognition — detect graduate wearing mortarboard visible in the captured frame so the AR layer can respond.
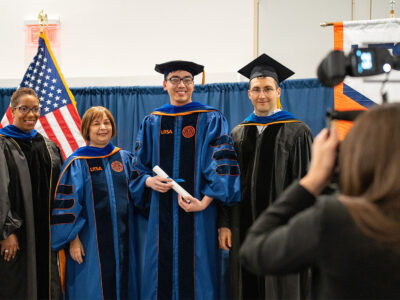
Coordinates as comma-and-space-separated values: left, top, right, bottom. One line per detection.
226, 54, 313, 300
130, 60, 240, 299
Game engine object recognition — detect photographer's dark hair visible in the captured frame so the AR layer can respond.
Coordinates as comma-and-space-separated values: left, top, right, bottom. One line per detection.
339, 103, 400, 248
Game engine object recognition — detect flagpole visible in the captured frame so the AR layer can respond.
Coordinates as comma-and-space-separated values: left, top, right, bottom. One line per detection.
253, 0, 259, 58
369, 0, 372, 19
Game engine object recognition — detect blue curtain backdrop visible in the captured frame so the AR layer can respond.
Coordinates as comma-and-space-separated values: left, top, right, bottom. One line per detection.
0, 79, 333, 151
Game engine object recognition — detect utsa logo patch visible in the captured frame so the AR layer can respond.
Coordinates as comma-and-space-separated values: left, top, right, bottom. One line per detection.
90, 166, 103, 172
160, 129, 173, 135
182, 125, 196, 138
111, 161, 124, 173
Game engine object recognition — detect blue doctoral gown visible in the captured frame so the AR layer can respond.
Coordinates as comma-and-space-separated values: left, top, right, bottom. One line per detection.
131, 101, 241, 300
51, 143, 138, 300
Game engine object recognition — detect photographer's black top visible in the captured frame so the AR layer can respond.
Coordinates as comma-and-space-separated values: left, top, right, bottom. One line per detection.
240, 181, 400, 300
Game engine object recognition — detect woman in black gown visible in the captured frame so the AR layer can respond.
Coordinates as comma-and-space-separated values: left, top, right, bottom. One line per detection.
0, 87, 63, 299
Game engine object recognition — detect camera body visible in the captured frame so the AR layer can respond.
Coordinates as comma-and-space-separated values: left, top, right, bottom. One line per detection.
317, 47, 400, 87
350, 48, 395, 77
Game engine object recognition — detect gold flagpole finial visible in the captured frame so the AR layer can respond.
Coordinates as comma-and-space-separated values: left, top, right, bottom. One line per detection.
320, 22, 334, 27
38, 9, 48, 33
390, 0, 396, 18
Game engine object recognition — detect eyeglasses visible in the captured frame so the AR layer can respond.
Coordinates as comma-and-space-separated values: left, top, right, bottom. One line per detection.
167, 76, 194, 85
13, 106, 41, 114
250, 87, 276, 96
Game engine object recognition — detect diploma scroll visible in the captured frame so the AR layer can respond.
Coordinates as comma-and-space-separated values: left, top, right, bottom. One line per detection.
152, 165, 192, 202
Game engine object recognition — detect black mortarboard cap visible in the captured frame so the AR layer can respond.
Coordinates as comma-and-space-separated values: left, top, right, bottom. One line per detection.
238, 53, 294, 83
155, 60, 204, 77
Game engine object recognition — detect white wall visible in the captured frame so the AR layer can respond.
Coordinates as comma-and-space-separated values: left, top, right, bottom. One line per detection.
0, 0, 254, 87
258, 0, 398, 79
0, 0, 397, 87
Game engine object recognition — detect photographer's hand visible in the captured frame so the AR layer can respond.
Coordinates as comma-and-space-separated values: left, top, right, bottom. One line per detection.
300, 127, 340, 196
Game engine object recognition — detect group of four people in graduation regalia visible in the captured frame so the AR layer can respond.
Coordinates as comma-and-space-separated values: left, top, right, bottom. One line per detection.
1, 53, 313, 300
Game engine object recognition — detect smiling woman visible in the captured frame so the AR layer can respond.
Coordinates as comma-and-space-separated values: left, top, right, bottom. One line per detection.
0, 87, 64, 299
51, 106, 140, 300
11, 93, 40, 132
80, 106, 116, 147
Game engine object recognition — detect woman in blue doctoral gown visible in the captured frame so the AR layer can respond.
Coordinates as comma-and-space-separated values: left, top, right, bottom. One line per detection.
51, 106, 138, 300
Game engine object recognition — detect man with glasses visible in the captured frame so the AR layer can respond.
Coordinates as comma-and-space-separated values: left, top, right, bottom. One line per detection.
222, 54, 312, 300
131, 60, 240, 300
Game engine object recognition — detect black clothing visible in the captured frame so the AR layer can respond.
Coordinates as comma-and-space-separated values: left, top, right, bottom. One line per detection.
240, 182, 400, 300
229, 121, 312, 300
0, 133, 63, 300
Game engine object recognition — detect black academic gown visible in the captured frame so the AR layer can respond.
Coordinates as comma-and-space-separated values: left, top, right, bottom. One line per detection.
0, 133, 63, 300
229, 120, 312, 300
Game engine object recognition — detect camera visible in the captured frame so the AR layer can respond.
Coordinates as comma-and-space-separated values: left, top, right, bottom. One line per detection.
317, 47, 400, 87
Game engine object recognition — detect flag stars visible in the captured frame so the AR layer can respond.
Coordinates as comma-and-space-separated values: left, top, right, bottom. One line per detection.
14, 40, 74, 123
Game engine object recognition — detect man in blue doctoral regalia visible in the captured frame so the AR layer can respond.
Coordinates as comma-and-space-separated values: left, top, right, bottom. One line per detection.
130, 60, 241, 300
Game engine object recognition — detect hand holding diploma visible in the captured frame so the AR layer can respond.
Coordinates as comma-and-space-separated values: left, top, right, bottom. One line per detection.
152, 166, 214, 211
145, 167, 174, 193
152, 165, 192, 202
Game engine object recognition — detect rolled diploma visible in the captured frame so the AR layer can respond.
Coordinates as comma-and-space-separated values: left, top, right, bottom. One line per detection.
152, 165, 193, 200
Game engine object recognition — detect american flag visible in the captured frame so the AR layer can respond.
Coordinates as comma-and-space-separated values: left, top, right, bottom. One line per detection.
0, 33, 86, 158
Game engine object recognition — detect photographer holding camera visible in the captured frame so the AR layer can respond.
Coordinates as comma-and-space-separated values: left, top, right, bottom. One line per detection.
239, 103, 400, 299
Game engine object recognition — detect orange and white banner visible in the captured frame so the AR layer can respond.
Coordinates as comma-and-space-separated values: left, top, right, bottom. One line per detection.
333, 18, 400, 138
